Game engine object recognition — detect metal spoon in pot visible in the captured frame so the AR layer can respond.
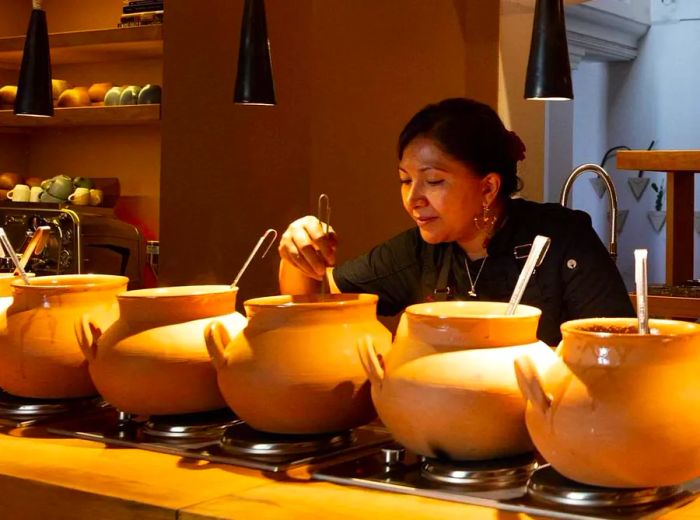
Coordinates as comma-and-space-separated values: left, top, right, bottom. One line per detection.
634, 249, 649, 334
317, 193, 331, 299
14, 226, 50, 276
505, 235, 551, 315
0, 228, 31, 285
231, 228, 278, 289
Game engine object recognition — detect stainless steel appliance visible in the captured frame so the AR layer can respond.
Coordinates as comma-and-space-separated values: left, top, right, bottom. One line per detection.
0, 202, 144, 288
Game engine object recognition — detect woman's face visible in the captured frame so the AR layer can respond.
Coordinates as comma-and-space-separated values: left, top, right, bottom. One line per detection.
399, 136, 491, 244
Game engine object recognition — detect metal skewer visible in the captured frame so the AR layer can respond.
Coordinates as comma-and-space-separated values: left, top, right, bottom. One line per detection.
506, 235, 551, 315
634, 249, 649, 334
231, 229, 278, 289
0, 228, 31, 285
317, 193, 331, 299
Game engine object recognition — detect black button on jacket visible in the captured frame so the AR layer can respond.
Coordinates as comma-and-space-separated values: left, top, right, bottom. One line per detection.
333, 198, 634, 345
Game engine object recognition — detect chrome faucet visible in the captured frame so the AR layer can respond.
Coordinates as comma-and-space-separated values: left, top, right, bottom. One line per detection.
559, 163, 619, 261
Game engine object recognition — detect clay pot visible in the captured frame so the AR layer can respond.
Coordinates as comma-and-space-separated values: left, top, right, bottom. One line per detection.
358, 301, 553, 461
0, 275, 128, 398
76, 285, 247, 416
204, 294, 391, 434
0, 273, 35, 331
515, 317, 700, 488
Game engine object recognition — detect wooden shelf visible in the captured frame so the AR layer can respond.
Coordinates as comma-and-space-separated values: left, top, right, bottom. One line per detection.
0, 25, 163, 69
617, 150, 700, 172
0, 104, 160, 128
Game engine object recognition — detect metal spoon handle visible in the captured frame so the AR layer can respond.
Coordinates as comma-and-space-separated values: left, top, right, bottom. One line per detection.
506, 235, 551, 315
0, 228, 31, 285
317, 194, 331, 297
231, 229, 278, 289
634, 249, 649, 334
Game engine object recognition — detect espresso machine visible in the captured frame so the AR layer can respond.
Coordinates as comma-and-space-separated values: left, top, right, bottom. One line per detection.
0, 203, 145, 288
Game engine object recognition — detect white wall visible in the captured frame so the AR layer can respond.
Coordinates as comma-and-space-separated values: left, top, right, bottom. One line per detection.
570, 61, 614, 256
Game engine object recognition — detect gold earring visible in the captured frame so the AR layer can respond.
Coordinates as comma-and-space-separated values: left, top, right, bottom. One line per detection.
474, 204, 496, 231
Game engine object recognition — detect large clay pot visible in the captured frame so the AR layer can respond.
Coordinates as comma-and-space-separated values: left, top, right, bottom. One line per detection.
515, 317, 700, 488
204, 294, 391, 434
0, 273, 34, 331
358, 301, 553, 461
76, 285, 247, 416
0, 274, 128, 398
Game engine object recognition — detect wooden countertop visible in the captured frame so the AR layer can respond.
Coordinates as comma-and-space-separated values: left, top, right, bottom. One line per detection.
0, 427, 519, 520
2, 427, 700, 519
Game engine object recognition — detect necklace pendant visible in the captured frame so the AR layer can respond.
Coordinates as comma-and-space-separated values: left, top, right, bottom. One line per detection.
468, 290, 477, 297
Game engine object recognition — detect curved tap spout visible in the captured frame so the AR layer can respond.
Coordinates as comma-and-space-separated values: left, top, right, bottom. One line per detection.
559, 163, 618, 260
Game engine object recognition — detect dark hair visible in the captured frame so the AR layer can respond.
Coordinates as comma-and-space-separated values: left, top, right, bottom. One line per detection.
398, 98, 524, 199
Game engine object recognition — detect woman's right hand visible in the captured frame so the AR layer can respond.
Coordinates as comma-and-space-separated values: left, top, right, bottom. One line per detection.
278, 216, 337, 281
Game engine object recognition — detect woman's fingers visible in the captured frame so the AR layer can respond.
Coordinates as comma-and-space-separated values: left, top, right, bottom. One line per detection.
304, 218, 337, 265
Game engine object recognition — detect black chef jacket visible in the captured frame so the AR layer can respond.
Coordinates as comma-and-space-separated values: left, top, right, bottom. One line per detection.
333, 198, 634, 345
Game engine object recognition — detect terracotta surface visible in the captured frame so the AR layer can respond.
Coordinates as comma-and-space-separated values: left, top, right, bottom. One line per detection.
205, 294, 391, 434
76, 285, 247, 415
0, 275, 128, 398
515, 317, 700, 488
359, 301, 553, 460
0, 273, 34, 331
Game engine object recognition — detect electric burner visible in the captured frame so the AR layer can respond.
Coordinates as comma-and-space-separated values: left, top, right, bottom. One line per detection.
527, 466, 684, 508
0, 388, 103, 427
142, 408, 237, 442
314, 448, 700, 519
421, 453, 537, 490
220, 422, 354, 457
46, 407, 391, 472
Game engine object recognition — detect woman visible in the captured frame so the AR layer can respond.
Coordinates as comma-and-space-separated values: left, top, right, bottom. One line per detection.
278, 98, 633, 345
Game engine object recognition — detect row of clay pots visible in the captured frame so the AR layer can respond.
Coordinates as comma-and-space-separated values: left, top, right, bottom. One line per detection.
2, 274, 700, 489
0, 275, 391, 435
358, 300, 700, 489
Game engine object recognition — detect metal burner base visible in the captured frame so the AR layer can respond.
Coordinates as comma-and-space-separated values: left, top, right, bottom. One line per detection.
46, 407, 391, 473
220, 423, 354, 457
421, 453, 537, 489
142, 408, 237, 442
0, 388, 103, 427
314, 452, 700, 520
527, 466, 684, 508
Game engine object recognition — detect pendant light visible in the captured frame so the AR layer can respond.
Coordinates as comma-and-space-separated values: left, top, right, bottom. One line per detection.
14, 0, 53, 117
234, 0, 276, 106
524, 0, 573, 101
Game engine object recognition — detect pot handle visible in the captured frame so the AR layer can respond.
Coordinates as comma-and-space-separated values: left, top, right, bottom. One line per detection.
204, 320, 231, 369
357, 335, 384, 389
74, 314, 101, 362
514, 355, 552, 415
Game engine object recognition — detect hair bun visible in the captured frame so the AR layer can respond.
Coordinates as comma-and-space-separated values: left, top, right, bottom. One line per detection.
507, 130, 526, 162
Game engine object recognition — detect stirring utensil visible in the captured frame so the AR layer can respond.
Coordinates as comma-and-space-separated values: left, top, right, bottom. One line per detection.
231, 229, 278, 289
317, 193, 331, 298
0, 228, 31, 285
505, 235, 551, 315
14, 225, 50, 275
634, 249, 649, 334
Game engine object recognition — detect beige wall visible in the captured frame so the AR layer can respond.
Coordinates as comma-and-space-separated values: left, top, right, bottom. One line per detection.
160, 0, 500, 304
498, 1, 545, 202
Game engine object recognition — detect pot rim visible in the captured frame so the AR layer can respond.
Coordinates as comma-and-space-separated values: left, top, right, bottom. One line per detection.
561, 317, 700, 339
10, 274, 128, 291
405, 301, 542, 320
118, 284, 238, 300
244, 293, 378, 309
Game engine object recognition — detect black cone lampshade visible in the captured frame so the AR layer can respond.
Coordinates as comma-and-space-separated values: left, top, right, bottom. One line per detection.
524, 0, 573, 101
14, 0, 53, 117
234, 0, 276, 106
